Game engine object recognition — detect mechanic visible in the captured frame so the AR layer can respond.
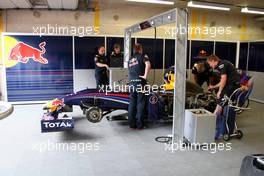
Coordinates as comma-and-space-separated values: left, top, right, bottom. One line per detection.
207, 54, 240, 115
128, 43, 151, 129
109, 44, 124, 67
192, 60, 219, 87
94, 46, 109, 88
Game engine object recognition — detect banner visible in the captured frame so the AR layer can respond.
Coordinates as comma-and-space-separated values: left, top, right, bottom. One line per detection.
3, 35, 73, 102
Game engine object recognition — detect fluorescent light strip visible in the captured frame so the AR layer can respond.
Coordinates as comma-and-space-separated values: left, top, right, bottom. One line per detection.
187, 1, 230, 11
241, 7, 264, 15
125, 0, 174, 5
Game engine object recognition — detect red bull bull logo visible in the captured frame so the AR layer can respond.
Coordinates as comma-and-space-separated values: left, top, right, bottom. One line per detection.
52, 99, 64, 107
8, 41, 48, 64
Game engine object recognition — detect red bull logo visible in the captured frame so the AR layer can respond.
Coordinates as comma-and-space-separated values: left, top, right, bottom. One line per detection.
8, 41, 48, 64
52, 99, 64, 107
199, 49, 208, 56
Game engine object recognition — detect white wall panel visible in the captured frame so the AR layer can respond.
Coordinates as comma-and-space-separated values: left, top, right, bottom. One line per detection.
248, 71, 264, 102
74, 69, 96, 92
47, 0, 62, 9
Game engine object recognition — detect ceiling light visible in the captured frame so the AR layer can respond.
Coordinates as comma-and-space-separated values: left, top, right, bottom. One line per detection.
125, 0, 174, 5
241, 7, 264, 15
187, 1, 230, 11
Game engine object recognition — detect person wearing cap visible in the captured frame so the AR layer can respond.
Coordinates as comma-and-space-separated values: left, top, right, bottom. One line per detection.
192, 60, 217, 87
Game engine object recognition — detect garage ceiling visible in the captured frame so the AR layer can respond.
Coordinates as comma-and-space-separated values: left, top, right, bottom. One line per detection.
93, 0, 264, 9
0, 0, 264, 10
0, 0, 32, 9
193, 0, 264, 9
0, 0, 79, 9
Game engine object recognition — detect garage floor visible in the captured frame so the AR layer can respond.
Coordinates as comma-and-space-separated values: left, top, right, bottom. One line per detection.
0, 101, 263, 176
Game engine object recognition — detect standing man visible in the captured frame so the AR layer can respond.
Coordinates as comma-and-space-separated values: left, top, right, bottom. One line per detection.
128, 43, 151, 129
94, 46, 109, 88
207, 54, 240, 115
109, 44, 124, 67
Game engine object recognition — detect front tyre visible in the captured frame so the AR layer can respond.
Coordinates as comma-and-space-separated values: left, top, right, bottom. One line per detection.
85, 107, 102, 123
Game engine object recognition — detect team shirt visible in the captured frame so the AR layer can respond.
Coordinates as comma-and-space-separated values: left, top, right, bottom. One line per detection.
128, 53, 150, 82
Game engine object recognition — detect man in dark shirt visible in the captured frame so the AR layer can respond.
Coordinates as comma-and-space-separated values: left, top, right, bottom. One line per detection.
207, 54, 240, 114
94, 46, 109, 88
128, 43, 151, 129
109, 44, 124, 67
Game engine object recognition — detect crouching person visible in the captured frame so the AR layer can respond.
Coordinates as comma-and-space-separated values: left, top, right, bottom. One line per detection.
128, 43, 151, 129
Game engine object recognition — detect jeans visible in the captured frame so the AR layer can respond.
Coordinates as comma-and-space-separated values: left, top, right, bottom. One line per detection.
128, 84, 146, 128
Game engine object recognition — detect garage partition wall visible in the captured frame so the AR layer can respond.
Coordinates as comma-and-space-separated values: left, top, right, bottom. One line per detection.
215, 41, 237, 65
190, 40, 214, 67
74, 36, 105, 69
165, 39, 190, 69
2, 35, 263, 103
238, 41, 264, 103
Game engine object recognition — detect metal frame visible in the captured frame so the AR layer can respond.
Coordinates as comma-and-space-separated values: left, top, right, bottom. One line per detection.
124, 8, 188, 143
236, 41, 240, 68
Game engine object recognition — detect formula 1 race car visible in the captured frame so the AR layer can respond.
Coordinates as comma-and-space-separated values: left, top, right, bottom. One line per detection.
43, 79, 217, 124
42, 66, 218, 126
43, 89, 130, 123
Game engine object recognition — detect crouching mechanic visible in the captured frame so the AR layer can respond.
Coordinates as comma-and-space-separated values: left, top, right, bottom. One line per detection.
128, 43, 151, 129
192, 60, 219, 87
94, 46, 109, 89
207, 55, 240, 115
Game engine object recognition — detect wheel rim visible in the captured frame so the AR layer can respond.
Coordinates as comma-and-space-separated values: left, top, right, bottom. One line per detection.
86, 107, 102, 123
90, 110, 100, 120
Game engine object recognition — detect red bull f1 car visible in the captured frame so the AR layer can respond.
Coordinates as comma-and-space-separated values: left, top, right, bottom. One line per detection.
43, 80, 217, 125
